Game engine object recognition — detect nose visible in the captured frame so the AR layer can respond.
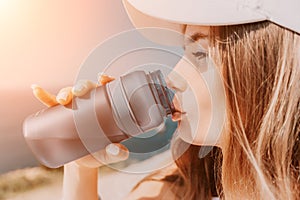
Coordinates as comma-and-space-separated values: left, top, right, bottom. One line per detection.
166, 59, 188, 93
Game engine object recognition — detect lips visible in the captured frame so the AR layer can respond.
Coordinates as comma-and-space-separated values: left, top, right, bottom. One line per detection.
171, 93, 186, 122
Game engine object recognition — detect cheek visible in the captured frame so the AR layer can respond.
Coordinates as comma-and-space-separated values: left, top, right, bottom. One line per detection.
172, 58, 225, 146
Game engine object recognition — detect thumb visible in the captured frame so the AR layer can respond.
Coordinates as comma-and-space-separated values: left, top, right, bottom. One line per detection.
31, 84, 58, 107
75, 143, 129, 168
102, 143, 129, 164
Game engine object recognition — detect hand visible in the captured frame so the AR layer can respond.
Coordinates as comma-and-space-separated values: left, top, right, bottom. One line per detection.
31, 74, 129, 168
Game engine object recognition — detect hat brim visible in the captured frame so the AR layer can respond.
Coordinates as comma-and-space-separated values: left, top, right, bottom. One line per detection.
125, 0, 266, 27
124, 0, 300, 34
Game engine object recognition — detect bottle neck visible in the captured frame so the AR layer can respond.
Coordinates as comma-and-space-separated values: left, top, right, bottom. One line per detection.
147, 70, 176, 116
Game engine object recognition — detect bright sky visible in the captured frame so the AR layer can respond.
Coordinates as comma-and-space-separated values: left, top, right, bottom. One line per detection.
0, 0, 133, 173
0, 0, 132, 89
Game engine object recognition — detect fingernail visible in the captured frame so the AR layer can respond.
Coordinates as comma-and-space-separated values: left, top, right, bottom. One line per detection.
106, 144, 120, 156
31, 84, 39, 90
56, 91, 68, 101
72, 84, 85, 93
97, 72, 104, 77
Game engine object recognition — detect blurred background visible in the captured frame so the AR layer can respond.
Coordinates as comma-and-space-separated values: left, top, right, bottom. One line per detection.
0, 1, 135, 199
0, 0, 134, 174
0, 1, 180, 199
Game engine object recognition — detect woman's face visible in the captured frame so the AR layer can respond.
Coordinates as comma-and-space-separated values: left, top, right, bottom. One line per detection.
167, 25, 226, 147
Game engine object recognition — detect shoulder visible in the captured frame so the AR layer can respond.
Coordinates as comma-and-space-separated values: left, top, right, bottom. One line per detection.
124, 180, 178, 200
124, 163, 180, 200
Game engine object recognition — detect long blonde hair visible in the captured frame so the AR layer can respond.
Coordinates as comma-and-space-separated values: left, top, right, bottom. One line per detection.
133, 21, 300, 200
215, 21, 300, 199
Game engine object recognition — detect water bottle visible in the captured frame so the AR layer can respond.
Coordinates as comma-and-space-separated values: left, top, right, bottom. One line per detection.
23, 70, 175, 168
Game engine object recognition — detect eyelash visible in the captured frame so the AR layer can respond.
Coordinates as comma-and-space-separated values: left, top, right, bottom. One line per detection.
192, 51, 208, 60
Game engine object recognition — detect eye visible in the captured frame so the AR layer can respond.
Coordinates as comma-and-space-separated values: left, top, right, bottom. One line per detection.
192, 51, 207, 60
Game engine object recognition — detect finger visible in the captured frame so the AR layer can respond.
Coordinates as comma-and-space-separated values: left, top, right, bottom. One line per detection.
31, 84, 59, 107
105, 143, 129, 160
56, 87, 73, 105
98, 73, 115, 85
72, 80, 97, 97
75, 143, 129, 168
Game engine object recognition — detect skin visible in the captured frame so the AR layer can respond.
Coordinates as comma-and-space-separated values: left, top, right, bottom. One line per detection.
168, 25, 224, 147
33, 25, 224, 199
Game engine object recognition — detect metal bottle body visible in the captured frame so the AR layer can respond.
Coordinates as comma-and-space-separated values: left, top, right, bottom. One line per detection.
23, 85, 128, 168
23, 70, 174, 168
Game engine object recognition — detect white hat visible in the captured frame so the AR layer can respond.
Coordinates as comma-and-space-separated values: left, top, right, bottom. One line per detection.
124, 0, 300, 34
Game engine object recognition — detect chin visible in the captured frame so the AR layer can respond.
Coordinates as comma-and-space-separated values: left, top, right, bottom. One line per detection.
176, 115, 220, 147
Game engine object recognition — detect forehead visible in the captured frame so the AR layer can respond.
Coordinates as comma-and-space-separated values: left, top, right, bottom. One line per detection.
185, 25, 210, 37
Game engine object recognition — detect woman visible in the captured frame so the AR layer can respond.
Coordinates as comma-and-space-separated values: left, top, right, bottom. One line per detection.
33, 0, 300, 199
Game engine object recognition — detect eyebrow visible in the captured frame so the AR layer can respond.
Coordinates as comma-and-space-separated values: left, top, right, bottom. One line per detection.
189, 32, 208, 43
183, 29, 208, 50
